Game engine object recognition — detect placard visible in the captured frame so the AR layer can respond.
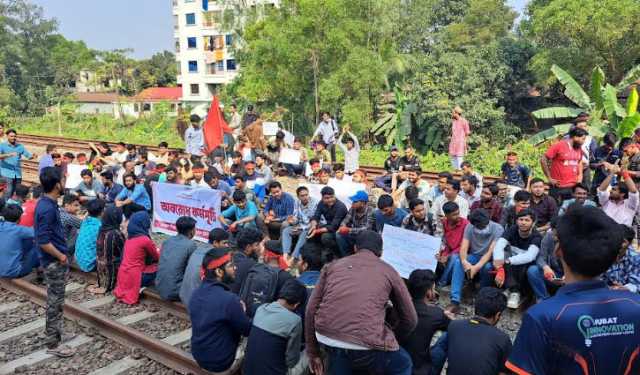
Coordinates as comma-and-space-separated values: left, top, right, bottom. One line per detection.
282, 129, 295, 147
263, 121, 279, 136
381, 225, 440, 278
152, 182, 223, 242
278, 148, 302, 165
65, 164, 86, 189
302, 180, 367, 210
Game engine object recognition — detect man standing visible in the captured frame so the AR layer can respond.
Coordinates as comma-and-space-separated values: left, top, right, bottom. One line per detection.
506, 206, 640, 375
228, 103, 242, 139
184, 114, 205, 157
305, 230, 417, 375
35, 167, 75, 357
0, 129, 36, 198
448, 106, 470, 170
541, 127, 586, 203
312, 111, 339, 163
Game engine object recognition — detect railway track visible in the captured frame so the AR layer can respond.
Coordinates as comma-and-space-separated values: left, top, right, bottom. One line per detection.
0, 268, 208, 375
17, 133, 500, 186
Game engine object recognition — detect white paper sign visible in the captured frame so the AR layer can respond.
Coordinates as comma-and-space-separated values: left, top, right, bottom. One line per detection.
282, 130, 295, 147
381, 225, 441, 278
152, 182, 222, 243
263, 122, 279, 136
302, 180, 367, 210
65, 164, 86, 189
279, 148, 302, 165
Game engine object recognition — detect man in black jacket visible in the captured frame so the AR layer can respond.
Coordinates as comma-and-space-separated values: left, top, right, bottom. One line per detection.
307, 186, 348, 258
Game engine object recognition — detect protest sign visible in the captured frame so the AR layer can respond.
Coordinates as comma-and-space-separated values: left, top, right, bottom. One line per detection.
152, 182, 222, 242
282, 129, 295, 147
279, 148, 302, 165
381, 225, 440, 278
65, 164, 86, 189
302, 180, 367, 209
263, 122, 279, 136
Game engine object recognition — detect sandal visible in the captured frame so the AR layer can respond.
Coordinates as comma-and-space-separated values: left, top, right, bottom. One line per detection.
46, 345, 76, 358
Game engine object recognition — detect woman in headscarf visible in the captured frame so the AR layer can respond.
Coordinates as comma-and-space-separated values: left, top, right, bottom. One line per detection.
113, 211, 160, 304
88, 206, 125, 295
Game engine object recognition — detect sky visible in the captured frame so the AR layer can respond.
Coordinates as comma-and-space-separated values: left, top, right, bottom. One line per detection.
32, 0, 528, 60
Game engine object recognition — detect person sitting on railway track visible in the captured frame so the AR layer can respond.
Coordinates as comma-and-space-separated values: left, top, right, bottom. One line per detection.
374, 145, 401, 192
500, 189, 532, 231
243, 278, 308, 375
426, 171, 452, 206
115, 159, 136, 186
72, 169, 104, 204
59, 193, 83, 257
220, 190, 259, 237
74, 198, 105, 272
99, 170, 123, 204
148, 141, 170, 165
180, 228, 230, 307
6, 183, 29, 206
156, 216, 198, 301
306, 186, 348, 259
115, 173, 152, 218
336, 190, 376, 257
190, 247, 251, 375
35, 166, 76, 358
38, 144, 57, 173
113, 211, 160, 305
470, 183, 503, 223
230, 227, 264, 294
263, 180, 296, 240
19, 184, 41, 227
0, 203, 39, 278
88, 205, 125, 295
392, 166, 431, 210
374, 193, 407, 233
431, 178, 469, 236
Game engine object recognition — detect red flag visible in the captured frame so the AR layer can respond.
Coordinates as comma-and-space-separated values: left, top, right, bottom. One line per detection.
203, 96, 233, 153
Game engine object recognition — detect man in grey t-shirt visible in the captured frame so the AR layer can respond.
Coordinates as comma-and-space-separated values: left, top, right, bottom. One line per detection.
447, 210, 503, 314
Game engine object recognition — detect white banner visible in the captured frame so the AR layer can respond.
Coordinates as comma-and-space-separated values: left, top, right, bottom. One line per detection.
152, 182, 223, 243
301, 180, 367, 210
263, 121, 279, 136
65, 164, 86, 189
381, 225, 440, 278
278, 148, 302, 165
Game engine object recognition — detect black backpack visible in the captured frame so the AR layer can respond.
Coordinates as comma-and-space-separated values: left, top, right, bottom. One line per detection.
239, 263, 279, 317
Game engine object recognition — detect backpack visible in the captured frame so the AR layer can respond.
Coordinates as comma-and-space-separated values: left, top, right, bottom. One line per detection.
239, 263, 279, 317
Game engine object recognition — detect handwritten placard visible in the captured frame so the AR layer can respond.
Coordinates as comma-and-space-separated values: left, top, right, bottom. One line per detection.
263, 122, 279, 136
65, 164, 86, 189
279, 148, 302, 165
381, 225, 440, 278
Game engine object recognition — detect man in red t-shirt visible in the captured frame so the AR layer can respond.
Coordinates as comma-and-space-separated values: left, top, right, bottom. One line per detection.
540, 127, 587, 203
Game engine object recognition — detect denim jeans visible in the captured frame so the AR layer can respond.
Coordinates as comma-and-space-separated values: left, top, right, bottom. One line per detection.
282, 225, 308, 258
430, 333, 448, 375
16, 245, 40, 278
327, 346, 412, 375
526, 264, 550, 300
336, 232, 357, 258
451, 253, 493, 303
284, 163, 304, 176
437, 254, 459, 287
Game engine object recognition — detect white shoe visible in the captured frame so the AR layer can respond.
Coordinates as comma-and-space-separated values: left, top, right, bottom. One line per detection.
507, 291, 521, 309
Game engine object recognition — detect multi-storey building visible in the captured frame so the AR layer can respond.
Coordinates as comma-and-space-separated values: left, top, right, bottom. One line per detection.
173, 0, 276, 113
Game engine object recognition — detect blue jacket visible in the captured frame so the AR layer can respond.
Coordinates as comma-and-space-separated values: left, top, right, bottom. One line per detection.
0, 221, 35, 278
189, 281, 252, 373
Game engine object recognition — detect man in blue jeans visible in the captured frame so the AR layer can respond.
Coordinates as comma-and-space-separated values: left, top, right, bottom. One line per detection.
447, 209, 503, 314
0, 204, 39, 278
305, 230, 417, 375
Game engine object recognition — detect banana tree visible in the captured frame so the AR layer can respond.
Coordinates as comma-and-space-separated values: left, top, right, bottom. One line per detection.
528, 64, 640, 145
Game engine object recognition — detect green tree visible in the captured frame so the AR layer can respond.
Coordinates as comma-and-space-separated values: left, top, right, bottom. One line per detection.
525, 0, 640, 86
133, 51, 178, 89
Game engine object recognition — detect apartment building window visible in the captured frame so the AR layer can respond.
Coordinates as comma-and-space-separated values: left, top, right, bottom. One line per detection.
190, 84, 200, 95
217, 60, 224, 71
188, 60, 198, 73
187, 37, 197, 49
177, 62, 181, 75
175, 39, 180, 53
225, 34, 233, 46
185, 13, 196, 25
226, 59, 236, 71
203, 11, 221, 27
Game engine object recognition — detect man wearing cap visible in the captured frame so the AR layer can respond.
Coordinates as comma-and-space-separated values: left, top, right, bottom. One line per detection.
307, 186, 348, 258
190, 247, 251, 374
180, 228, 230, 306
336, 190, 376, 257
305, 230, 417, 375
449, 106, 470, 170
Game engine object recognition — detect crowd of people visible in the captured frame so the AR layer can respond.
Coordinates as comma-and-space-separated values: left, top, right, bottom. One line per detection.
0, 106, 638, 375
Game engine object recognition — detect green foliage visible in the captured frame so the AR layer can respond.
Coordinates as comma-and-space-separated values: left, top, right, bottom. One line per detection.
525, 0, 640, 86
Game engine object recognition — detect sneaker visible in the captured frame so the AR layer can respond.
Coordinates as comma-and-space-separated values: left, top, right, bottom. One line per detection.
46, 345, 76, 358
445, 303, 461, 315
507, 292, 522, 309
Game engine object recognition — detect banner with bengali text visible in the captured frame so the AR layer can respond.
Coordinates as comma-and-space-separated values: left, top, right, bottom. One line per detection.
152, 182, 222, 242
